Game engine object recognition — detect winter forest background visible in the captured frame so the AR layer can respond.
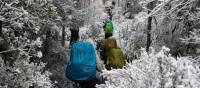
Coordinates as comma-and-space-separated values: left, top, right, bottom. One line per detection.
0, 0, 200, 88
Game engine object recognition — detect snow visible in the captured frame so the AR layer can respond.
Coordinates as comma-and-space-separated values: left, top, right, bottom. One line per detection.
0, 0, 200, 88
97, 47, 200, 88
37, 51, 43, 58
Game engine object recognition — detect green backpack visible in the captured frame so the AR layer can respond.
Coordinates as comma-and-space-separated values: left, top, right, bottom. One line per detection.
104, 21, 113, 34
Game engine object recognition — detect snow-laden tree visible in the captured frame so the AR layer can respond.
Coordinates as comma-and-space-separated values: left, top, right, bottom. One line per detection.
97, 0, 200, 88
96, 47, 200, 88
0, 51, 53, 88
0, 0, 58, 87
181, 29, 200, 44
111, 3, 146, 62
139, 0, 200, 56
114, 0, 200, 61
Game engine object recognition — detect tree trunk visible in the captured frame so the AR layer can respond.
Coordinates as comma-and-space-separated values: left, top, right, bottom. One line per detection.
61, 25, 65, 46
197, 0, 200, 7
158, 57, 164, 88
83, 0, 85, 8
146, 16, 152, 52
0, 20, 2, 36
70, 29, 79, 46
146, 1, 154, 52
43, 26, 51, 57
103, 0, 106, 5
186, 21, 192, 55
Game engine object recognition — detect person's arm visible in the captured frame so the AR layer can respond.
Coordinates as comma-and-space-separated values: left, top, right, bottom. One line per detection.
96, 40, 102, 50
96, 50, 104, 72
103, 23, 106, 31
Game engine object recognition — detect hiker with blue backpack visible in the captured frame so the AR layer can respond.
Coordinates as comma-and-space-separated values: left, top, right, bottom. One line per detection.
66, 30, 104, 88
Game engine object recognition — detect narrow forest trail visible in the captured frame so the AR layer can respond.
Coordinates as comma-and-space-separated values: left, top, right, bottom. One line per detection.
80, 0, 104, 39
90, 0, 124, 48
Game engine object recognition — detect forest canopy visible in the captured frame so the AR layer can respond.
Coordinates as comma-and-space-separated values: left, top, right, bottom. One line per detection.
0, 0, 200, 88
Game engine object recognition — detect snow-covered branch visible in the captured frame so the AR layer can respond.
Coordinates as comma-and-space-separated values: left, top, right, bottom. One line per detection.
97, 47, 200, 88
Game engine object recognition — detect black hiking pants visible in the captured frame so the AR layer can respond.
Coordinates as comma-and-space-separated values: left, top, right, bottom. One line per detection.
105, 33, 112, 39
78, 72, 105, 88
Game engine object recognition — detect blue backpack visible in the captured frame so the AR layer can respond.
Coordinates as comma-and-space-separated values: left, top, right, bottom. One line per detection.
66, 41, 96, 82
